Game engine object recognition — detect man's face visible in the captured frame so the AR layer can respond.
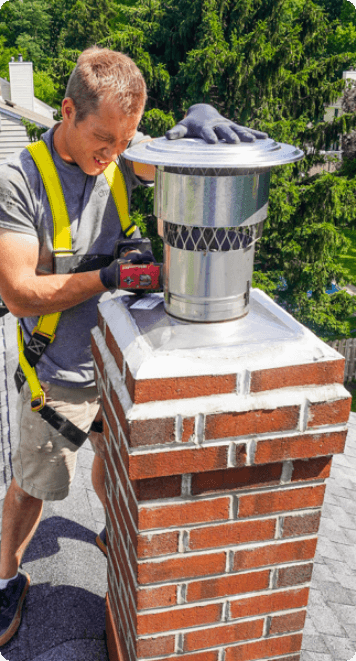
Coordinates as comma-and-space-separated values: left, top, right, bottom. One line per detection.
60, 97, 142, 175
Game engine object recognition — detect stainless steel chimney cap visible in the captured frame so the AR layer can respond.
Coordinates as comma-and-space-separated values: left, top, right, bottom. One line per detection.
123, 136, 304, 171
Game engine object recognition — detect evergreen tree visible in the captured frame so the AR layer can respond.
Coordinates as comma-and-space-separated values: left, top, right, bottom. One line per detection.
0, 0, 52, 67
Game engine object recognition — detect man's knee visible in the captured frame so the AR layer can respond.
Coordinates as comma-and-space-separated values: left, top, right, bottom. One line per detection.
9, 478, 42, 505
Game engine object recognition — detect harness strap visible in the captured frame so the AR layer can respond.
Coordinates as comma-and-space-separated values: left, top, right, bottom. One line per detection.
17, 324, 46, 411
38, 405, 88, 448
103, 161, 137, 236
26, 141, 72, 252
15, 140, 135, 448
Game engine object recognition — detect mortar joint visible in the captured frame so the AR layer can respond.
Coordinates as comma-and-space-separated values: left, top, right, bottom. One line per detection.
246, 438, 257, 466
175, 633, 184, 654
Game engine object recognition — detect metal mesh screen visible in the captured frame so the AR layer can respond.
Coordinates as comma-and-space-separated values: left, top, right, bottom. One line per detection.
163, 222, 263, 252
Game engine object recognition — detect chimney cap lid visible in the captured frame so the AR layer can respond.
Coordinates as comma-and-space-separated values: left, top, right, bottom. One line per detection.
124, 136, 304, 170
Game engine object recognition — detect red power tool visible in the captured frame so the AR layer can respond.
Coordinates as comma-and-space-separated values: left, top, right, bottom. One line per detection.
114, 238, 163, 292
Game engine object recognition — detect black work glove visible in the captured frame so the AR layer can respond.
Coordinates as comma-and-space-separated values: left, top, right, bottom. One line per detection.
99, 250, 156, 290
165, 104, 268, 144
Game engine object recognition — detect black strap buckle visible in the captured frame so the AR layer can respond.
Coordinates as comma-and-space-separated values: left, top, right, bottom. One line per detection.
23, 332, 52, 368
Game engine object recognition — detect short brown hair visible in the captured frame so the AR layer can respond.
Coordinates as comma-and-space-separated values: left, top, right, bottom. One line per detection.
65, 46, 147, 124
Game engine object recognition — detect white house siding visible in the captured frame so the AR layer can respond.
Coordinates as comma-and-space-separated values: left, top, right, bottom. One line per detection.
0, 113, 30, 161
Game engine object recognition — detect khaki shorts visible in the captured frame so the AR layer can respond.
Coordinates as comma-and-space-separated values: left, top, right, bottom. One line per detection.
13, 381, 100, 501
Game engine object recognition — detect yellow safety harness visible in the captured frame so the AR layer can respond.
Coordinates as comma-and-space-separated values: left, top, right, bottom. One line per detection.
15, 139, 136, 446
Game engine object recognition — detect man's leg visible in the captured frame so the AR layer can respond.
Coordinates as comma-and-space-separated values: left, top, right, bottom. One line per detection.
0, 478, 43, 579
91, 453, 106, 508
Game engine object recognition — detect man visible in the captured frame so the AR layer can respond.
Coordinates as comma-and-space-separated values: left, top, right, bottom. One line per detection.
0, 46, 267, 646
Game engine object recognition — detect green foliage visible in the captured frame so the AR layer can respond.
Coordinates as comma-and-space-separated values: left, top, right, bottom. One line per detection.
60, 0, 116, 51
0, 36, 17, 80
312, 0, 345, 21
21, 118, 48, 142
33, 71, 58, 107
0, 0, 52, 67
101, 0, 356, 338
335, 229, 356, 285
139, 109, 175, 138
2, 0, 356, 338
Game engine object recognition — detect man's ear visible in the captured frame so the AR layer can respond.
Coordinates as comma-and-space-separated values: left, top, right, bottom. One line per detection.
62, 98, 76, 123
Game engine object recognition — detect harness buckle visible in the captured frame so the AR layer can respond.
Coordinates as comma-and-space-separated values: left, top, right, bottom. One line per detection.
32, 327, 56, 344
31, 391, 46, 412
52, 249, 80, 275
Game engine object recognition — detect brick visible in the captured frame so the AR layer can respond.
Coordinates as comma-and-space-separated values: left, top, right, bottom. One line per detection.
250, 361, 345, 392
119, 436, 130, 474
308, 398, 350, 427
269, 609, 307, 636
130, 445, 230, 480
192, 463, 281, 496
103, 416, 110, 443
205, 406, 300, 440
153, 654, 218, 661
127, 373, 237, 404
106, 594, 130, 661
127, 484, 139, 527
106, 323, 124, 373
128, 538, 138, 578
184, 618, 264, 652
127, 587, 138, 638
102, 389, 119, 441
138, 497, 230, 531
238, 484, 326, 518
129, 417, 175, 447
115, 579, 129, 638
232, 538, 318, 572
97, 307, 105, 335
137, 635, 175, 659
182, 417, 195, 443
105, 445, 117, 493
138, 551, 226, 584
187, 569, 270, 602
118, 488, 137, 546
137, 531, 179, 558
110, 386, 130, 438
112, 440, 129, 494
292, 455, 332, 482
230, 587, 309, 619
134, 475, 182, 501
137, 602, 221, 635
125, 362, 135, 401
189, 518, 276, 551
110, 506, 137, 597
276, 562, 313, 588
91, 334, 105, 381
282, 511, 322, 538
225, 633, 303, 661
106, 499, 121, 551
255, 431, 347, 465
137, 585, 177, 610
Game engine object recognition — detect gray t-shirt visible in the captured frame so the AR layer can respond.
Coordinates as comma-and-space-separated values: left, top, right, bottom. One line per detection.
0, 126, 148, 387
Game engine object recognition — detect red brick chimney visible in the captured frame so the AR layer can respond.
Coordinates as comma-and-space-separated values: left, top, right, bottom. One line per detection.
92, 288, 350, 661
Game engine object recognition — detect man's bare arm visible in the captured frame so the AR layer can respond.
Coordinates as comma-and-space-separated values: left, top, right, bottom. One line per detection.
0, 230, 106, 318
125, 137, 156, 181
131, 161, 156, 181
